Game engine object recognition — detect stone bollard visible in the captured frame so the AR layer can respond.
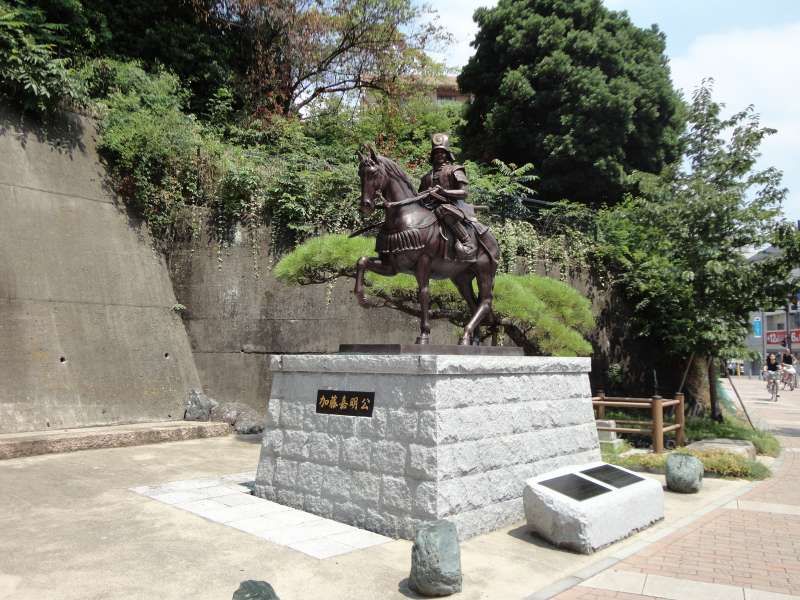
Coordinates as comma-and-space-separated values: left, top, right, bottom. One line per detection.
665, 453, 703, 493
596, 419, 625, 452
232, 580, 280, 600
409, 520, 462, 597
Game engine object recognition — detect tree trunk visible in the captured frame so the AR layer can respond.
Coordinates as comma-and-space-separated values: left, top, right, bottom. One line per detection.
685, 354, 710, 416
708, 357, 723, 422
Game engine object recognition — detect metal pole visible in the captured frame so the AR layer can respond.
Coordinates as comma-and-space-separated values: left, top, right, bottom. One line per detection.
787, 298, 793, 353
723, 360, 756, 430
761, 309, 767, 372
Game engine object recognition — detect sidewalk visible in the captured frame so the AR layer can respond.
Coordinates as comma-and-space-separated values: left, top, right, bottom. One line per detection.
0, 379, 793, 599
549, 376, 800, 600
0, 435, 750, 600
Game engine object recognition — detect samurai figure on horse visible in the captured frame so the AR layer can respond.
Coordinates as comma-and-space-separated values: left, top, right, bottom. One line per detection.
417, 132, 490, 262
354, 134, 500, 345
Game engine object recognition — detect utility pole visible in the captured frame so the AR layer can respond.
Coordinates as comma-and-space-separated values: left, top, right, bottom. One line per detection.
787, 296, 794, 353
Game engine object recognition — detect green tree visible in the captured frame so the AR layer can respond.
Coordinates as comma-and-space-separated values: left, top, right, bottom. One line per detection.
192, 0, 447, 116
458, 0, 684, 205
0, 0, 75, 112
596, 81, 800, 418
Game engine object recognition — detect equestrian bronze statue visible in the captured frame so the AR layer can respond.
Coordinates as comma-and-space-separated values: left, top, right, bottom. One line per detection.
354, 134, 500, 345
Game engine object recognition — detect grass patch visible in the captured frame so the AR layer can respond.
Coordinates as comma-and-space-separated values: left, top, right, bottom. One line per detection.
685, 416, 780, 457
599, 410, 780, 458
606, 449, 771, 481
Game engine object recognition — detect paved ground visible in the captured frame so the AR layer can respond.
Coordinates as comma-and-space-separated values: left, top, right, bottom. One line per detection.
552, 376, 800, 600
0, 377, 793, 600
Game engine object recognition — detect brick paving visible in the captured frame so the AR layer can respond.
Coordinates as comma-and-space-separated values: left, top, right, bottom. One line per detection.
741, 447, 800, 505
551, 376, 800, 599
620, 509, 800, 595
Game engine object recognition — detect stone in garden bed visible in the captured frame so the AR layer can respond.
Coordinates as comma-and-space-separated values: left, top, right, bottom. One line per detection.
685, 438, 756, 460
665, 453, 703, 493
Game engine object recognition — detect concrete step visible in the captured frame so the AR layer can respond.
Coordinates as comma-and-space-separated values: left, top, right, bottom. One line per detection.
0, 421, 232, 460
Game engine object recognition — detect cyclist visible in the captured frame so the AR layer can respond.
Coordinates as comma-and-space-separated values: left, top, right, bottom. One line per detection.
764, 353, 781, 400
781, 346, 797, 389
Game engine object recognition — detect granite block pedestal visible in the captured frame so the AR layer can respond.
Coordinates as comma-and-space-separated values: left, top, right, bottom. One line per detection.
254, 353, 600, 540
523, 462, 664, 553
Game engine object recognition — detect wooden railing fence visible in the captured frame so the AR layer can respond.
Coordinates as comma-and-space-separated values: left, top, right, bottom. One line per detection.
592, 390, 685, 454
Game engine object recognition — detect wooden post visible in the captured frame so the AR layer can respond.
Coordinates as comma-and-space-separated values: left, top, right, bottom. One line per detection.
597, 388, 606, 419
651, 395, 664, 453
675, 392, 685, 447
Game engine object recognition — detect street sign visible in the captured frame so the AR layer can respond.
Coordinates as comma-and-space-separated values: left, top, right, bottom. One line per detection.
753, 317, 762, 338
766, 329, 800, 345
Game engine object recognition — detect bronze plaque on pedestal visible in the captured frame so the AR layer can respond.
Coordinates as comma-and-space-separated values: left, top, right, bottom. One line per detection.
316, 390, 375, 417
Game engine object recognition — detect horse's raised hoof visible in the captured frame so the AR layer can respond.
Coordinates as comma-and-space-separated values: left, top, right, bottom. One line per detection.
415, 334, 430, 345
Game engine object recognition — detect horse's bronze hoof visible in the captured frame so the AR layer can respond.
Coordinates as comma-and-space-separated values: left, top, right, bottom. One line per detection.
415, 335, 430, 345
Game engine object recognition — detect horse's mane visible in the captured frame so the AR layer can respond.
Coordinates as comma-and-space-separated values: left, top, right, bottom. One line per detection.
377, 155, 417, 197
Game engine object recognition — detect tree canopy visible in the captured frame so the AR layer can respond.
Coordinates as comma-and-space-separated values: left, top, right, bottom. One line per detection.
458, 0, 685, 205
595, 80, 800, 412
191, 0, 447, 116
8, 0, 446, 118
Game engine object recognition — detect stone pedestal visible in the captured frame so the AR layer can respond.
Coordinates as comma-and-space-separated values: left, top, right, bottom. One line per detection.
523, 462, 664, 553
254, 354, 600, 540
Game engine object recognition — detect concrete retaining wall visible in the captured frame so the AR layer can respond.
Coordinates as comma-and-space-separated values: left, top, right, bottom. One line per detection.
167, 221, 452, 411
0, 107, 201, 433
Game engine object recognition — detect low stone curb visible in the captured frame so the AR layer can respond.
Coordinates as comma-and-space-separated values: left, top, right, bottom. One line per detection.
0, 421, 232, 460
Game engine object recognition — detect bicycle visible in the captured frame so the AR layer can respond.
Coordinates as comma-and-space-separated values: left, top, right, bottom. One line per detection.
766, 370, 781, 401
782, 368, 797, 391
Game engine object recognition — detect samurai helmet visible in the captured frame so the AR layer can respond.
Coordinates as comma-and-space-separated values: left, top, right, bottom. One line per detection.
430, 132, 455, 162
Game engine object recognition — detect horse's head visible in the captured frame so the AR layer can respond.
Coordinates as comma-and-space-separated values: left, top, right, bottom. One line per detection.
357, 144, 386, 216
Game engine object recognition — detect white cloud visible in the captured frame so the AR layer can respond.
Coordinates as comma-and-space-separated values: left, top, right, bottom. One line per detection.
670, 22, 800, 221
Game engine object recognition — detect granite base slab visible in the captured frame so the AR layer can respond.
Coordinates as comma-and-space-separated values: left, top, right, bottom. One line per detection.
523, 462, 664, 553
254, 353, 600, 540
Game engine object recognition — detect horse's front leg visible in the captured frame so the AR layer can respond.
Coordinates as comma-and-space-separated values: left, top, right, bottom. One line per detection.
354, 255, 396, 307
414, 255, 432, 344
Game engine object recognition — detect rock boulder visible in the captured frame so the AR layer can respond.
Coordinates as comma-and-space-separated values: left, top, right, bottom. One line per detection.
211, 401, 264, 434
184, 389, 218, 421
685, 438, 757, 460
409, 520, 462, 597
232, 580, 279, 600
665, 453, 703, 493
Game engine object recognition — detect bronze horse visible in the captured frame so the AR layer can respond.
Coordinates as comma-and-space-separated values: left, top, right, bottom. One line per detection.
354, 146, 500, 345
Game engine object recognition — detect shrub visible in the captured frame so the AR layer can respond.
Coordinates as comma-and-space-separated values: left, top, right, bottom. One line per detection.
0, 1, 75, 112
685, 416, 780, 457
608, 449, 770, 481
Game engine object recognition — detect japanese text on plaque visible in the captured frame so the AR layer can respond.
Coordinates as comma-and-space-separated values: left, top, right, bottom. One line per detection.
316, 390, 375, 417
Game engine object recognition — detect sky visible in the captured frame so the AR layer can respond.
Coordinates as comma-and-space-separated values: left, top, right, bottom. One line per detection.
425, 0, 800, 223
